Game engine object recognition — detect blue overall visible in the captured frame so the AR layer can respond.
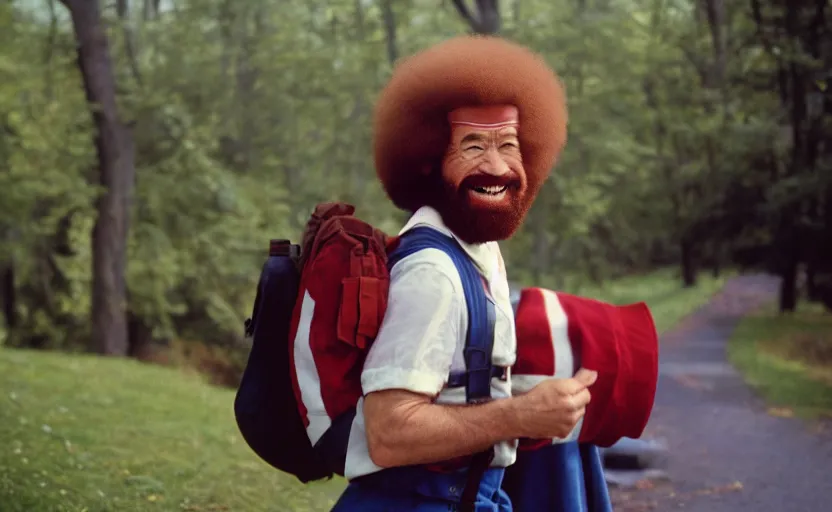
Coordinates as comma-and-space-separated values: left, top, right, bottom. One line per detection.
501, 442, 613, 512
333, 466, 511, 511
331, 227, 509, 511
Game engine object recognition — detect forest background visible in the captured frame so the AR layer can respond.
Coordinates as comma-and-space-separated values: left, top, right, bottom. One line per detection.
1, 0, 830, 385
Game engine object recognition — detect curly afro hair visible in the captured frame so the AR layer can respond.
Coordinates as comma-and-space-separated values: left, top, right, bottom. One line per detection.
373, 35, 568, 212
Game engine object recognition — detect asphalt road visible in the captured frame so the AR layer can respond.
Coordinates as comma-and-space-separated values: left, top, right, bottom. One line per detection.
613, 274, 832, 512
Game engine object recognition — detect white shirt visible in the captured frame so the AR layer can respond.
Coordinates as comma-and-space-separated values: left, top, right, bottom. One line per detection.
343, 206, 518, 480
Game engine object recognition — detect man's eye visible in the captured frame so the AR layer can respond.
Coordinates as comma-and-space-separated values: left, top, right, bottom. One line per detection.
501, 142, 518, 149
465, 145, 484, 151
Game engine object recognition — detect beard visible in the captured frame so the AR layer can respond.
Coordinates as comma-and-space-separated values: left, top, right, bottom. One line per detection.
429, 173, 533, 245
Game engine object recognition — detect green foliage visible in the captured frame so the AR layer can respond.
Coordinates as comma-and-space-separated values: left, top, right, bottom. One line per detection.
1, 0, 829, 353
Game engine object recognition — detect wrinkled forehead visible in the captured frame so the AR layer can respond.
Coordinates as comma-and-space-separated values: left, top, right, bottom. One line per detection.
447, 105, 519, 144
448, 104, 519, 131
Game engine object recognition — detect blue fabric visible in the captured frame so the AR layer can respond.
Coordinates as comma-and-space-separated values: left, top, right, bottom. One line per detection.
331, 467, 511, 511
501, 442, 613, 512
387, 226, 496, 402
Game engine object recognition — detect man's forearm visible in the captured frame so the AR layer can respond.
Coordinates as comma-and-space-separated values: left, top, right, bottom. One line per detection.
364, 389, 529, 468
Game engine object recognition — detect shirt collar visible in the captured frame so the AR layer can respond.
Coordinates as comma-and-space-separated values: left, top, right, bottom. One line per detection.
399, 206, 497, 279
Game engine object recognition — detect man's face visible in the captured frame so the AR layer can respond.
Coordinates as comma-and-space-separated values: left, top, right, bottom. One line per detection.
431, 106, 530, 244
443, 124, 526, 206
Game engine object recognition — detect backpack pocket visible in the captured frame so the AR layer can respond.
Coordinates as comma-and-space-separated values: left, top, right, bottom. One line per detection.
338, 274, 388, 350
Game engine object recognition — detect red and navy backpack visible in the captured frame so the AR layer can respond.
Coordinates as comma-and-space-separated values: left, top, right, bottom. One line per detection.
233, 203, 496, 482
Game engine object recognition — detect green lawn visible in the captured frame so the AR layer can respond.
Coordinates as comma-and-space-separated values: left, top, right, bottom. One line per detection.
0, 269, 724, 512
728, 303, 832, 419
0, 350, 345, 512
570, 268, 728, 333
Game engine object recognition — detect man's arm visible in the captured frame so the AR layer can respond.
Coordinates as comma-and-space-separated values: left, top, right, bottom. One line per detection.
364, 370, 596, 468
364, 389, 522, 468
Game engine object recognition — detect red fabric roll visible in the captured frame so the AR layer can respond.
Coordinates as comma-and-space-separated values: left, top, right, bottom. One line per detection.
513, 288, 659, 448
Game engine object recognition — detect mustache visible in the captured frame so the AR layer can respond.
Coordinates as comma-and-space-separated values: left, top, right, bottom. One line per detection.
461, 171, 522, 189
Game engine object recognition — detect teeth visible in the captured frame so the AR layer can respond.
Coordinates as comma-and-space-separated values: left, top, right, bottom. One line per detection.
473, 185, 508, 195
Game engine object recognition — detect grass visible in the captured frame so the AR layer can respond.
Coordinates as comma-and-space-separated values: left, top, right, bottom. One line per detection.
0, 268, 724, 511
570, 267, 729, 334
0, 350, 345, 512
728, 302, 832, 419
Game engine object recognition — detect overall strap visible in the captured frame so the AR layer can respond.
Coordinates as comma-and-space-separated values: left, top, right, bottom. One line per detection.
388, 226, 498, 512
387, 226, 497, 404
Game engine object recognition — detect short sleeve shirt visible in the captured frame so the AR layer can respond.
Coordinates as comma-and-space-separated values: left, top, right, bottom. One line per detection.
343, 206, 518, 480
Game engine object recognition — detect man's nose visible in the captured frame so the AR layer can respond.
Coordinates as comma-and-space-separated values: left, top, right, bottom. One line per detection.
479, 149, 510, 176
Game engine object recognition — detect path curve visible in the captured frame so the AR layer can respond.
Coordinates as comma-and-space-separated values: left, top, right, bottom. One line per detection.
614, 274, 832, 512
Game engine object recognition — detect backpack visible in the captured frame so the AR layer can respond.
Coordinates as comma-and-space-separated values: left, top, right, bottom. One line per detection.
233, 202, 498, 485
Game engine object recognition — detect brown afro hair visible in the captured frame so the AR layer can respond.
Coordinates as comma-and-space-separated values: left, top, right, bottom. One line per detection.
373, 35, 568, 212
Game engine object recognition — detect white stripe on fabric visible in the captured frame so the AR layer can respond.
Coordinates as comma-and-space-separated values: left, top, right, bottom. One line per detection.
344, 398, 383, 480
551, 416, 585, 445
544, 290, 585, 444
511, 374, 548, 392
292, 290, 332, 445
544, 290, 575, 379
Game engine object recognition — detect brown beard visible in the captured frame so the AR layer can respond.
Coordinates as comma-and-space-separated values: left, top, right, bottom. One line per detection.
429, 174, 532, 245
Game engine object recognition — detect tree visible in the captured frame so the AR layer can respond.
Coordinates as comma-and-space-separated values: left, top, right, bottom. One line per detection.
451, 0, 501, 34
59, 0, 134, 355
4, 0, 828, 379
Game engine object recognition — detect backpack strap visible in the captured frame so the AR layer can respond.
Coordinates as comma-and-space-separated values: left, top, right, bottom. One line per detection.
388, 226, 499, 512
387, 226, 498, 404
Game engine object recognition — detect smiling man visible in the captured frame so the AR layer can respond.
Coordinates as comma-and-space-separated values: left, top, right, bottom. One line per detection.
330, 36, 592, 511
437, 105, 527, 243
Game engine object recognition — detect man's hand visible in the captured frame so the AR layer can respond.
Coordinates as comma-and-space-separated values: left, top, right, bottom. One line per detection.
514, 368, 598, 439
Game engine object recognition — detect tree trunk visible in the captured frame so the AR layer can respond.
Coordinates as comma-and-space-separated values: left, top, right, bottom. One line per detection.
777, 217, 800, 313
61, 0, 134, 355
128, 311, 154, 359
806, 260, 818, 301
143, 0, 160, 20
779, 254, 799, 313
711, 246, 721, 278
116, 0, 144, 86
451, 0, 501, 34
381, 0, 398, 65
776, 4, 808, 314
1, 264, 16, 337
681, 235, 697, 287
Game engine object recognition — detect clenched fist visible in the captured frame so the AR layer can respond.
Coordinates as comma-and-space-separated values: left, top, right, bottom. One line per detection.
514, 368, 598, 440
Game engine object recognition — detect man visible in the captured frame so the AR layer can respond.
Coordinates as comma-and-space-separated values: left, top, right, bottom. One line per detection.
331, 35, 596, 511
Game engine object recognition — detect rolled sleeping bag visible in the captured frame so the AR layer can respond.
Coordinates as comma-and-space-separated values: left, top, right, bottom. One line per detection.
512, 288, 660, 448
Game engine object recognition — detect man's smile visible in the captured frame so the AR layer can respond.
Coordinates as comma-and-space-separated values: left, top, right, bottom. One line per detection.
462, 172, 520, 204
469, 184, 509, 203
472, 184, 508, 195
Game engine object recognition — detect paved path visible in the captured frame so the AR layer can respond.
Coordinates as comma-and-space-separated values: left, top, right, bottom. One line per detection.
613, 274, 832, 512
